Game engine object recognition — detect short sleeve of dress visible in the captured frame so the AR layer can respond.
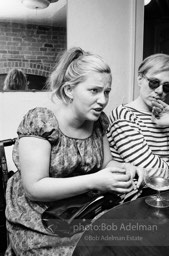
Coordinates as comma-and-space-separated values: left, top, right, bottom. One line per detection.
95, 112, 109, 136
17, 107, 59, 144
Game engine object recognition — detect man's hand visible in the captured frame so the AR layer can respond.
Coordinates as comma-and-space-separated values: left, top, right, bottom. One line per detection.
152, 100, 169, 126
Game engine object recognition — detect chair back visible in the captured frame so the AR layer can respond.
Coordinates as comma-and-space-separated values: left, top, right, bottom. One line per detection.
0, 138, 16, 254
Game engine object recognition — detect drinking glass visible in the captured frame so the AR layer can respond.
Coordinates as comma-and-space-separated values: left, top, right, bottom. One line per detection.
144, 168, 169, 208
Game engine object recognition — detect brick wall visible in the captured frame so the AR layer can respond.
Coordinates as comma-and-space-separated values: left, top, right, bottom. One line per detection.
0, 22, 66, 79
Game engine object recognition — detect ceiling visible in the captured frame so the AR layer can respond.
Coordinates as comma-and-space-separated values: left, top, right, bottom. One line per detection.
2, 0, 168, 28
144, 0, 169, 21
0, 0, 67, 27
1, 0, 168, 28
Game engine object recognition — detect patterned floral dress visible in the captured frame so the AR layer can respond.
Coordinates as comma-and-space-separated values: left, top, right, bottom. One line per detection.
5, 107, 109, 256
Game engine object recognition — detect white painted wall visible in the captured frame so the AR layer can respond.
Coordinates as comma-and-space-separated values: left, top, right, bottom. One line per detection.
0, 92, 52, 139
67, 0, 144, 115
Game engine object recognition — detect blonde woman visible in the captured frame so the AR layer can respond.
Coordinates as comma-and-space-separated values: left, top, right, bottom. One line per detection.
5, 47, 141, 255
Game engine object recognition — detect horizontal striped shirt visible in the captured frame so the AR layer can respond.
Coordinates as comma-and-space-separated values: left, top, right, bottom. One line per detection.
107, 105, 169, 170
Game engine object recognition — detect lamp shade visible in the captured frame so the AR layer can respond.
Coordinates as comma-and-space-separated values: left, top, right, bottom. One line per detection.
144, 0, 151, 6
21, 0, 58, 9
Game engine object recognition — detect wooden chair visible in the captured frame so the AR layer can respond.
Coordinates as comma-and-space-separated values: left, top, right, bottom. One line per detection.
0, 139, 16, 255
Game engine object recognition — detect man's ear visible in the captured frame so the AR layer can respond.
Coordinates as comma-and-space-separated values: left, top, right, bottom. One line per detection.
137, 74, 143, 88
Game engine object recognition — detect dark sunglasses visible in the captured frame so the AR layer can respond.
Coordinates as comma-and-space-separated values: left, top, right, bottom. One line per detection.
143, 75, 169, 94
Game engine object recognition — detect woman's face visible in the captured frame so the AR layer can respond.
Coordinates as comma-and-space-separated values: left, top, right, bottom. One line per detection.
138, 71, 169, 111
70, 71, 111, 122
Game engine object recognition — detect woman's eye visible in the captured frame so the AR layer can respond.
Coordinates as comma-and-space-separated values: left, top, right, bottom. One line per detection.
91, 89, 98, 94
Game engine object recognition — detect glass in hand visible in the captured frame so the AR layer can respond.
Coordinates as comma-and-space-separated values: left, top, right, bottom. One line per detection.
144, 168, 169, 208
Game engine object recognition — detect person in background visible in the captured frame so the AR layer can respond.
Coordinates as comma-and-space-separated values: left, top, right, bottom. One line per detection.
3, 68, 28, 90
107, 53, 169, 178
5, 47, 142, 256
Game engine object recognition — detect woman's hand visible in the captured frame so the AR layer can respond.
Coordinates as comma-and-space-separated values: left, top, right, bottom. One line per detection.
152, 100, 169, 126
123, 163, 144, 189
92, 167, 134, 194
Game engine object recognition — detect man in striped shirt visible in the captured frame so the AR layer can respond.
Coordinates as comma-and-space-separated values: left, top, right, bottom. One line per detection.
107, 54, 169, 177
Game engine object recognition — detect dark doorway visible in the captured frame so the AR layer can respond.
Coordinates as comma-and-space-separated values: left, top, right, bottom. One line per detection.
144, 0, 169, 59
144, 0, 169, 103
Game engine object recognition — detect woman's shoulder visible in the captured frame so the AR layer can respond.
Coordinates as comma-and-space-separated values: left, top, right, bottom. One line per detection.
26, 106, 56, 118
17, 107, 60, 142
23, 107, 59, 128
